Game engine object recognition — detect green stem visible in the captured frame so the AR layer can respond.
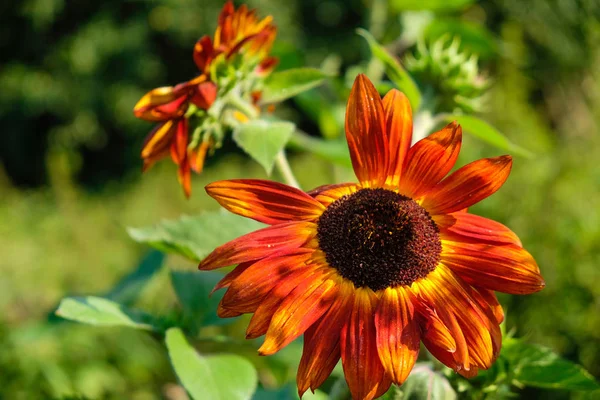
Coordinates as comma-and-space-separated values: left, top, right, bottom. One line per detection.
275, 150, 300, 189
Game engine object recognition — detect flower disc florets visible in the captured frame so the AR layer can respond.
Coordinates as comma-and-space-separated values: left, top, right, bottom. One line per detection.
317, 188, 441, 291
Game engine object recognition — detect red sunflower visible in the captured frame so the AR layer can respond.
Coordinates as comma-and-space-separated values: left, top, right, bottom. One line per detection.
199, 74, 544, 399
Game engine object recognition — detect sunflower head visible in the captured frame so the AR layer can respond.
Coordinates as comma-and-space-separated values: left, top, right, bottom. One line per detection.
199, 74, 544, 400
405, 36, 490, 114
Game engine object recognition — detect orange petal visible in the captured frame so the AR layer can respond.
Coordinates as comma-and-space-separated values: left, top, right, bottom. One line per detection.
259, 271, 338, 355
416, 303, 457, 352
341, 288, 391, 400
221, 251, 314, 312
345, 74, 388, 187
307, 182, 359, 208
297, 283, 353, 397
374, 287, 420, 385
382, 90, 412, 186
245, 264, 323, 339
474, 288, 504, 324
205, 179, 325, 225
141, 120, 177, 170
256, 56, 279, 77
210, 261, 253, 294
170, 118, 188, 165
440, 237, 545, 295
177, 156, 192, 198
134, 86, 191, 122
193, 35, 215, 72
422, 156, 513, 215
198, 221, 316, 270
399, 122, 462, 198
434, 212, 522, 247
189, 140, 211, 174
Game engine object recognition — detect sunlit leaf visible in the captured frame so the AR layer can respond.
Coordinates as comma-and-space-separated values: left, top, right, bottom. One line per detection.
381, 363, 456, 400
171, 270, 231, 332
287, 130, 351, 168
127, 211, 264, 262
502, 338, 600, 391
261, 68, 330, 104
442, 114, 533, 157
357, 29, 422, 111
55, 296, 159, 331
165, 327, 258, 400
104, 250, 164, 306
390, 0, 475, 12
233, 120, 295, 174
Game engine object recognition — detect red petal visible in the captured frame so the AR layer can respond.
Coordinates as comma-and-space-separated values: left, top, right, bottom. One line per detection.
440, 237, 545, 295
193, 35, 215, 72
190, 81, 217, 110
341, 288, 391, 400
205, 179, 325, 225
141, 120, 177, 170
210, 261, 253, 294
375, 287, 420, 385
307, 182, 359, 208
134, 85, 192, 122
297, 283, 353, 397
177, 156, 192, 198
259, 271, 338, 355
256, 56, 279, 77
382, 89, 412, 186
399, 122, 462, 198
422, 155, 513, 215
170, 118, 188, 165
434, 212, 522, 247
345, 74, 388, 187
198, 221, 316, 270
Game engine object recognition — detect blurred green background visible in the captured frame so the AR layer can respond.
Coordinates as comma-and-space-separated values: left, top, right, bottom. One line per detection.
1, 0, 599, 398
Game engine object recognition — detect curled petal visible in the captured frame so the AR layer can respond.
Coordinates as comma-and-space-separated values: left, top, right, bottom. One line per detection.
440, 237, 545, 295
422, 156, 513, 215
141, 120, 177, 171
205, 179, 325, 225
193, 35, 215, 72
134, 85, 193, 122
297, 282, 353, 397
177, 156, 192, 198
341, 288, 391, 400
400, 122, 462, 198
415, 303, 456, 352
345, 74, 388, 187
199, 221, 316, 270
189, 140, 211, 174
375, 287, 420, 385
382, 89, 413, 186
434, 212, 522, 247
170, 118, 188, 165
259, 271, 338, 355
190, 81, 217, 110
211, 261, 253, 294
474, 288, 504, 324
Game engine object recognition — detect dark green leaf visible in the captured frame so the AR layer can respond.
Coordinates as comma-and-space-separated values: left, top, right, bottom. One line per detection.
442, 114, 533, 157
171, 270, 231, 332
382, 363, 456, 400
502, 338, 600, 391
287, 130, 351, 168
390, 0, 475, 12
55, 296, 159, 331
104, 250, 164, 306
165, 328, 258, 400
261, 68, 330, 104
357, 29, 422, 111
233, 120, 295, 174
127, 211, 264, 262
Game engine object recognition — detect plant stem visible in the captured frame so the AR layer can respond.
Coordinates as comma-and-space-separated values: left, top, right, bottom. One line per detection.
275, 150, 300, 189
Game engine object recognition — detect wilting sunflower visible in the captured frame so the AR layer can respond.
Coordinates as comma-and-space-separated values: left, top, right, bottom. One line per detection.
199, 74, 544, 399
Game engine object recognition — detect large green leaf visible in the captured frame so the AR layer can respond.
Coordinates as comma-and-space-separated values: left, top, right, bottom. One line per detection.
127, 211, 264, 262
165, 327, 258, 400
55, 296, 159, 331
380, 364, 456, 400
104, 250, 164, 306
261, 68, 330, 104
233, 120, 295, 174
391, 0, 475, 12
287, 130, 351, 168
171, 270, 231, 332
502, 338, 600, 391
442, 114, 533, 157
357, 29, 422, 111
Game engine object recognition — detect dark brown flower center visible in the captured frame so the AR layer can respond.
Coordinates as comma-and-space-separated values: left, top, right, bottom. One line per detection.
316, 188, 441, 291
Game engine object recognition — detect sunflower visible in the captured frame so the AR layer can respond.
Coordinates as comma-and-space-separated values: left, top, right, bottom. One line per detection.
199, 74, 544, 399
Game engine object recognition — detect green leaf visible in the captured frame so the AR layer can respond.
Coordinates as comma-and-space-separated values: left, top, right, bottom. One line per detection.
104, 250, 164, 306
287, 130, 351, 168
390, 0, 475, 12
55, 296, 159, 331
171, 270, 231, 332
261, 68, 330, 104
357, 29, 422, 111
253, 384, 327, 400
233, 120, 295, 174
441, 114, 533, 157
127, 210, 264, 262
502, 338, 600, 391
424, 19, 497, 60
382, 363, 456, 400
165, 327, 258, 400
